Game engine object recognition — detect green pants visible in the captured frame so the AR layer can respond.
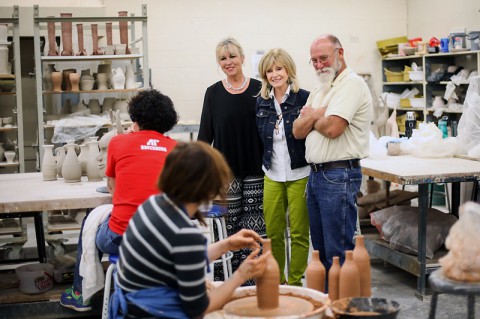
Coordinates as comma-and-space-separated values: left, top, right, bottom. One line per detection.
263, 175, 310, 286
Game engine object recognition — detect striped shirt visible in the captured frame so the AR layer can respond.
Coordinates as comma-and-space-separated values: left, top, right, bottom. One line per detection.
116, 194, 209, 318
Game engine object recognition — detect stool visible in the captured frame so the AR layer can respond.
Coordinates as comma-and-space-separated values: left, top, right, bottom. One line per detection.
101, 254, 119, 319
207, 215, 233, 280
428, 268, 480, 319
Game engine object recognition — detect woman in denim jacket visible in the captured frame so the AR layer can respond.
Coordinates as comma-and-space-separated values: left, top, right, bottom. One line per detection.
255, 48, 310, 286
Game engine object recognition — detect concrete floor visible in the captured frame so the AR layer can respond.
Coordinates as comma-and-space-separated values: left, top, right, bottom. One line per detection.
370, 258, 480, 319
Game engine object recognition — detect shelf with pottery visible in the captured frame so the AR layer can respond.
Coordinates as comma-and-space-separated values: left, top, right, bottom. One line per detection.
0, 6, 24, 173
42, 87, 144, 95
33, 5, 149, 165
40, 53, 143, 62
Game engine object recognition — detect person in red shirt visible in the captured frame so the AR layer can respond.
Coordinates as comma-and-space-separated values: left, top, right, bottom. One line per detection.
61, 90, 178, 312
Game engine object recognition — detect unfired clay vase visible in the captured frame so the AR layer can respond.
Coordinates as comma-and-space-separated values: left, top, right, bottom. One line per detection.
60, 13, 73, 56
105, 22, 114, 55
62, 141, 82, 183
256, 239, 280, 310
77, 144, 88, 175
91, 24, 102, 55
98, 110, 124, 177
112, 67, 125, 89
125, 61, 135, 89
56, 146, 66, 178
96, 73, 109, 91
76, 24, 87, 56
69, 72, 80, 92
102, 97, 116, 113
47, 18, 58, 56
62, 68, 76, 91
4, 151, 15, 164
51, 71, 62, 92
353, 235, 372, 297
339, 251, 361, 299
98, 63, 112, 88
86, 141, 103, 182
305, 250, 326, 293
43, 64, 57, 91
114, 99, 130, 121
328, 256, 341, 301
118, 11, 130, 54
88, 99, 102, 115
42, 145, 57, 181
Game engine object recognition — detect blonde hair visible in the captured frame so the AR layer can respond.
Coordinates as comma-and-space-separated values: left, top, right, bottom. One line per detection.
215, 36, 245, 62
258, 48, 300, 99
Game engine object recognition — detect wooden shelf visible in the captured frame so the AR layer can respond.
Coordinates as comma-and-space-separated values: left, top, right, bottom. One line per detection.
0, 126, 18, 132
0, 74, 15, 79
0, 92, 15, 96
0, 161, 19, 168
383, 81, 424, 85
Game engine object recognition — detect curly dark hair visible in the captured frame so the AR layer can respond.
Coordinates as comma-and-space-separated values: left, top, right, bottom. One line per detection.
128, 89, 179, 133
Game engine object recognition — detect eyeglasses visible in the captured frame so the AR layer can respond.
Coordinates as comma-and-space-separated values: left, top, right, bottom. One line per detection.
309, 48, 340, 65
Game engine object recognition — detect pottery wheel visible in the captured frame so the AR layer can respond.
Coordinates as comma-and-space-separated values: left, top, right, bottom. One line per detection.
224, 295, 314, 317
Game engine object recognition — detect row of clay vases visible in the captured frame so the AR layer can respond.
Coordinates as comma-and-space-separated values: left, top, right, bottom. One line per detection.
327, 235, 372, 301
256, 239, 280, 310
47, 11, 130, 57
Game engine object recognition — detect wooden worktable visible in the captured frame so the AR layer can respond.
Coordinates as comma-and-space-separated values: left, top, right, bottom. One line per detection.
361, 155, 480, 299
0, 173, 112, 263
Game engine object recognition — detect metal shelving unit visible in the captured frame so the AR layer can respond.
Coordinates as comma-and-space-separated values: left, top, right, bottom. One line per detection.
33, 4, 149, 165
0, 6, 25, 173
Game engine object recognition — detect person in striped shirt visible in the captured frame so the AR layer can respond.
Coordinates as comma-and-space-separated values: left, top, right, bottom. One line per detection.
113, 141, 269, 319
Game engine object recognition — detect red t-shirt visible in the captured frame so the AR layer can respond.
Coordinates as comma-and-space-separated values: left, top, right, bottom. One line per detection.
105, 130, 177, 234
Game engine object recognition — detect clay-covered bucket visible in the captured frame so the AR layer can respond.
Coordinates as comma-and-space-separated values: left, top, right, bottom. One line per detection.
330, 297, 400, 319
206, 285, 330, 319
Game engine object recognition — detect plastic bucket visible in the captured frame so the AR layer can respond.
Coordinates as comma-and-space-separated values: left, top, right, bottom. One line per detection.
15, 263, 54, 294
468, 31, 480, 51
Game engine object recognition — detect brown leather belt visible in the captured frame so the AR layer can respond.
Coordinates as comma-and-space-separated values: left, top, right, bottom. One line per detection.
310, 159, 360, 172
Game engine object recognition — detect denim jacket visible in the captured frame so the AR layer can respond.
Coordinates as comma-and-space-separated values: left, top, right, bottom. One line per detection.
256, 88, 309, 170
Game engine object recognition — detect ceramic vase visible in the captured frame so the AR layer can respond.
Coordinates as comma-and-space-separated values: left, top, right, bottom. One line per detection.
353, 235, 372, 297
55, 146, 65, 178
91, 24, 102, 55
69, 72, 80, 92
60, 13, 73, 56
76, 23, 87, 56
256, 239, 280, 310
305, 250, 326, 293
114, 99, 130, 121
339, 250, 361, 299
105, 22, 114, 55
328, 256, 341, 301
51, 71, 62, 92
86, 141, 103, 182
118, 11, 130, 54
77, 144, 88, 176
88, 99, 102, 115
96, 73, 109, 91
4, 151, 15, 164
44, 64, 57, 91
112, 67, 125, 90
125, 61, 135, 89
0, 44, 9, 75
98, 63, 112, 88
42, 145, 57, 181
62, 68, 76, 91
62, 141, 82, 183
102, 97, 116, 113
47, 18, 58, 56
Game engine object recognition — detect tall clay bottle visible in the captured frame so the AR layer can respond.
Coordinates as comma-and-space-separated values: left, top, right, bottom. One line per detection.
118, 11, 130, 54
91, 24, 102, 55
47, 18, 58, 56
77, 144, 88, 175
105, 22, 114, 55
76, 24, 86, 56
339, 250, 361, 299
60, 13, 73, 56
62, 141, 82, 183
86, 141, 103, 182
256, 239, 280, 310
69, 72, 80, 92
51, 71, 62, 92
328, 256, 341, 301
56, 146, 66, 178
353, 235, 372, 297
42, 145, 57, 181
305, 250, 326, 292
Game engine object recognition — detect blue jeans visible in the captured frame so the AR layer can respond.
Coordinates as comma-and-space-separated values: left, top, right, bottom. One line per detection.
73, 215, 122, 295
306, 166, 362, 273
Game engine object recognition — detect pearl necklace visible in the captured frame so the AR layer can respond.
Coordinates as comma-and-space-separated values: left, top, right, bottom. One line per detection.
225, 76, 248, 91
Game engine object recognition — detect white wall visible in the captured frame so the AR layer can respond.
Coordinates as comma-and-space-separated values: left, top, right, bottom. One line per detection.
3, 1, 478, 124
